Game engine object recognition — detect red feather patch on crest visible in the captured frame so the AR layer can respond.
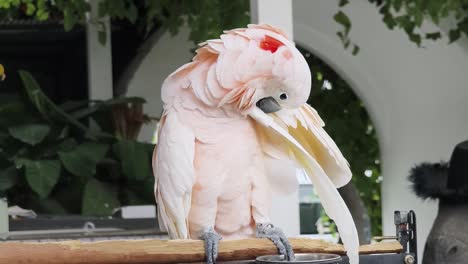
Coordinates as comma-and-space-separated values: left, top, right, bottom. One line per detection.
260, 35, 284, 53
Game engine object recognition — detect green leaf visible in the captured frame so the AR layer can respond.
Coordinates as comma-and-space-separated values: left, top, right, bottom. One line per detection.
339, 0, 349, 7
26, 3, 36, 15
18, 71, 93, 135
57, 126, 70, 139
0, 166, 18, 191
344, 38, 350, 49
82, 178, 120, 216
408, 33, 422, 46
449, 29, 461, 43
8, 124, 50, 145
382, 14, 396, 29
70, 97, 146, 120
41, 137, 77, 158
98, 30, 107, 46
58, 138, 78, 152
60, 100, 90, 112
36, 199, 67, 214
79, 142, 109, 162
14, 158, 29, 169
393, 0, 403, 12
127, 3, 138, 23
59, 142, 108, 178
113, 140, 151, 180
24, 159, 61, 198
425, 32, 441, 40
63, 9, 76, 31
334, 11, 352, 34
336, 31, 345, 42
352, 45, 360, 56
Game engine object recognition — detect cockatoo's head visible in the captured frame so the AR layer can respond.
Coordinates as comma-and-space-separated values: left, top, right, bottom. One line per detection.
178, 24, 311, 115
238, 29, 312, 115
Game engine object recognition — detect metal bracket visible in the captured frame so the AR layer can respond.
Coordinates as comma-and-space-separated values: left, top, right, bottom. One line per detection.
394, 210, 417, 263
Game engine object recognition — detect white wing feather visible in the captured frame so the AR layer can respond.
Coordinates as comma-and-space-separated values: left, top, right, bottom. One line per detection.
153, 109, 195, 239
274, 104, 352, 188
250, 107, 359, 264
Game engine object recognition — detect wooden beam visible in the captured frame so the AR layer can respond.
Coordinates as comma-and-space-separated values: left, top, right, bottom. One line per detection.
0, 238, 402, 264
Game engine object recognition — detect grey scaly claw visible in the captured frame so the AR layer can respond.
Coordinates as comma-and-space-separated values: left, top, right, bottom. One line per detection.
256, 223, 295, 261
200, 228, 222, 264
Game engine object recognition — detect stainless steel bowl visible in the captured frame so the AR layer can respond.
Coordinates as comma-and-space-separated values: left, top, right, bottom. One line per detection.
256, 253, 342, 263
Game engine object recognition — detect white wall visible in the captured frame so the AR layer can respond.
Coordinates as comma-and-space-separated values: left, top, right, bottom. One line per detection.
126, 27, 193, 142
293, 0, 468, 261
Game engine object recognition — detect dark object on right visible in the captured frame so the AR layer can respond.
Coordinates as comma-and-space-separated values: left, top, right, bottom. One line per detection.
408, 140, 468, 264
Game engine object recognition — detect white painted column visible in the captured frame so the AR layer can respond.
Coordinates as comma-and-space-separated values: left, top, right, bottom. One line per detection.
86, 0, 113, 100
250, 0, 294, 37
250, 0, 300, 237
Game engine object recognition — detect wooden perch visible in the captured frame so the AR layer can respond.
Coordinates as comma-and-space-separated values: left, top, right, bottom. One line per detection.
0, 238, 402, 264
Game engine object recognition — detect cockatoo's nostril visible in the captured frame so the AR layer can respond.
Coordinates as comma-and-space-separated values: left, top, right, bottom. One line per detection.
256, 97, 281, 113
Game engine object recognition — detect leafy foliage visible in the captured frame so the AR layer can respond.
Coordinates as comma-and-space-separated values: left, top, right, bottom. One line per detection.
0, 0, 251, 45
368, 0, 467, 45
58, 142, 109, 178
8, 124, 50, 146
336, 0, 468, 53
334, 6, 360, 55
0, 71, 155, 215
300, 47, 382, 236
82, 178, 120, 216
113, 140, 152, 181
22, 159, 60, 198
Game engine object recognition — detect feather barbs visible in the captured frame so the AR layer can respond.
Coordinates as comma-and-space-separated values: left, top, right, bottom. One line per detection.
218, 84, 257, 113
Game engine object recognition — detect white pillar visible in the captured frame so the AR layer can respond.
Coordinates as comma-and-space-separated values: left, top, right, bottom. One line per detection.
250, 0, 294, 38
250, 0, 300, 237
86, 0, 113, 100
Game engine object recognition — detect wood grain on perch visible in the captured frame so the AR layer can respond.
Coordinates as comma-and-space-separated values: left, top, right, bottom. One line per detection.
0, 238, 402, 264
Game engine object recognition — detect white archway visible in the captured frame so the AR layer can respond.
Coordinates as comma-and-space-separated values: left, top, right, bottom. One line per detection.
294, 22, 389, 154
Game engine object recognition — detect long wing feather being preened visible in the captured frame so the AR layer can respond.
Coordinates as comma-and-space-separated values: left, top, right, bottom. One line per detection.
274, 104, 352, 188
153, 109, 196, 239
250, 106, 359, 264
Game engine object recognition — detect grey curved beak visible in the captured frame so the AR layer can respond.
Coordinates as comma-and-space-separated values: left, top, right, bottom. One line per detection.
256, 97, 281, 113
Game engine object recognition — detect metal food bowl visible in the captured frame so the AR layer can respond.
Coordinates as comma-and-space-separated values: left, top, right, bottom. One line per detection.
256, 253, 342, 263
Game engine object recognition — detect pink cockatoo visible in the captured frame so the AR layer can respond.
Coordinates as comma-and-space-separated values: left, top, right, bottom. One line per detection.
153, 24, 359, 264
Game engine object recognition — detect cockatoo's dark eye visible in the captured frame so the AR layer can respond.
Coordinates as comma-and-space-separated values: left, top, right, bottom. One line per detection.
279, 93, 288, 100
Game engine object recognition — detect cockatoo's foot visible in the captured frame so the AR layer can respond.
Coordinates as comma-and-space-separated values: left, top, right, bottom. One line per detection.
256, 223, 295, 261
199, 228, 222, 264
